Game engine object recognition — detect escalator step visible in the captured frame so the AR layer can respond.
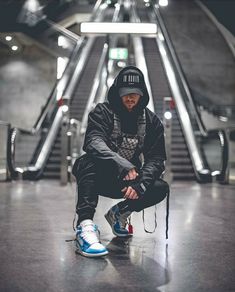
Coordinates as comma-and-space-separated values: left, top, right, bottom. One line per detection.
47, 158, 60, 164
171, 137, 185, 143
173, 173, 195, 180
171, 144, 188, 150
171, 157, 191, 164
171, 152, 190, 158
42, 172, 60, 179
172, 165, 194, 172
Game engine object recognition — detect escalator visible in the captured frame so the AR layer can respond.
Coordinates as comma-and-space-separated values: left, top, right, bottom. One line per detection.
142, 1, 229, 183
136, 5, 196, 180
7, 1, 110, 181
43, 37, 106, 179
7, 1, 228, 183
42, 2, 121, 179
42, 3, 122, 179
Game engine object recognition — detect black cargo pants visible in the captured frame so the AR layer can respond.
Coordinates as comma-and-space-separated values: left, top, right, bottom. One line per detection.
72, 154, 169, 225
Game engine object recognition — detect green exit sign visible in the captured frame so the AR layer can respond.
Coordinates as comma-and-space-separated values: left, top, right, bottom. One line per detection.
109, 48, 128, 60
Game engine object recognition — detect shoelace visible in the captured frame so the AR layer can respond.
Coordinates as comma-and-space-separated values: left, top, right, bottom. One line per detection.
80, 224, 99, 245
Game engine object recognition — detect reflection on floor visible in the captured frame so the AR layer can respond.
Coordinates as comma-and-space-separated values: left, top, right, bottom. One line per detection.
0, 180, 234, 292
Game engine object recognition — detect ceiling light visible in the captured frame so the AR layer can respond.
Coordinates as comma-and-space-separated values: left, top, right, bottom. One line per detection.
11, 46, 18, 51
5, 36, 12, 41
80, 22, 157, 35
159, 0, 168, 7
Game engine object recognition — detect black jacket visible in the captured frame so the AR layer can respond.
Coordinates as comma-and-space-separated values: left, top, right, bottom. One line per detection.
82, 66, 166, 196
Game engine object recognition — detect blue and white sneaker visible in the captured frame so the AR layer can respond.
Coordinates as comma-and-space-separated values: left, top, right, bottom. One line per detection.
75, 219, 108, 257
104, 205, 132, 237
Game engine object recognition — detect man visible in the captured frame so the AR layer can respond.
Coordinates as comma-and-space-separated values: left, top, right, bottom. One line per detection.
72, 66, 169, 257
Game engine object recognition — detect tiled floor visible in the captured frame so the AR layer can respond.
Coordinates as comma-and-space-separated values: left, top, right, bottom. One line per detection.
0, 180, 234, 292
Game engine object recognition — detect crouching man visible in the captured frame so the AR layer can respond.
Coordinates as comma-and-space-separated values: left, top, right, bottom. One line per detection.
72, 66, 169, 257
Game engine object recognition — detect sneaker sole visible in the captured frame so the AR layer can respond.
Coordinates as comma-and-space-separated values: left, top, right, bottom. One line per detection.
104, 213, 131, 238
75, 241, 109, 258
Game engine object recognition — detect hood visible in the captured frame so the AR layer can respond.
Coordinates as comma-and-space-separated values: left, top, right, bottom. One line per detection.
107, 66, 149, 115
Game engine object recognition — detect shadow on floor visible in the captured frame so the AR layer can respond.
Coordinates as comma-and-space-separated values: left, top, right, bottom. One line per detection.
74, 236, 170, 292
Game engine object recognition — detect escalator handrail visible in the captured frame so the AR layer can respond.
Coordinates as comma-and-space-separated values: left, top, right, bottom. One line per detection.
207, 129, 229, 183
45, 19, 81, 42
33, 39, 83, 133
7, 128, 18, 179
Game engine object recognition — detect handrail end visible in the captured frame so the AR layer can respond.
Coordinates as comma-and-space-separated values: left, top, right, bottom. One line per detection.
197, 169, 212, 183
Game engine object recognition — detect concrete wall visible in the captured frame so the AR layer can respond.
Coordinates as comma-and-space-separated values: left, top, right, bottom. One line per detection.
0, 41, 57, 130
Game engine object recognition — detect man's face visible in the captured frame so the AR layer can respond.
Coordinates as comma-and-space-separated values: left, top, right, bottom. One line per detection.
121, 93, 141, 112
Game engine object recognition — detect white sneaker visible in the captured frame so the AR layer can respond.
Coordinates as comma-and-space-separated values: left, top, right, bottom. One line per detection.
75, 219, 108, 257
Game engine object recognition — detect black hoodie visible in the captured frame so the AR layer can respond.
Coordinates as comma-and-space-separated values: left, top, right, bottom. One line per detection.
82, 66, 166, 196
107, 66, 149, 135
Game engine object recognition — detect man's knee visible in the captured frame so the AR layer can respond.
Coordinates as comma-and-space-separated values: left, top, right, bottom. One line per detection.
151, 179, 169, 203
153, 179, 169, 192
72, 155, 118, 187
72, 154, 96, 181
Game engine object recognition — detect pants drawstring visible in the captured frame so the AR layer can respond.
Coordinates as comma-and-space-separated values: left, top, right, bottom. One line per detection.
165, 190, 170, 239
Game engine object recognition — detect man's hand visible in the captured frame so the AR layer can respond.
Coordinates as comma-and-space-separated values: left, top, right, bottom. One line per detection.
123, 168, 139, 181
121, 186, 139, 200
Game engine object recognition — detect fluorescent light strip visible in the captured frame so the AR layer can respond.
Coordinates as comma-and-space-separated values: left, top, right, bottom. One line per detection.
80, 22, 157, 34
159, 0, 168, 6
